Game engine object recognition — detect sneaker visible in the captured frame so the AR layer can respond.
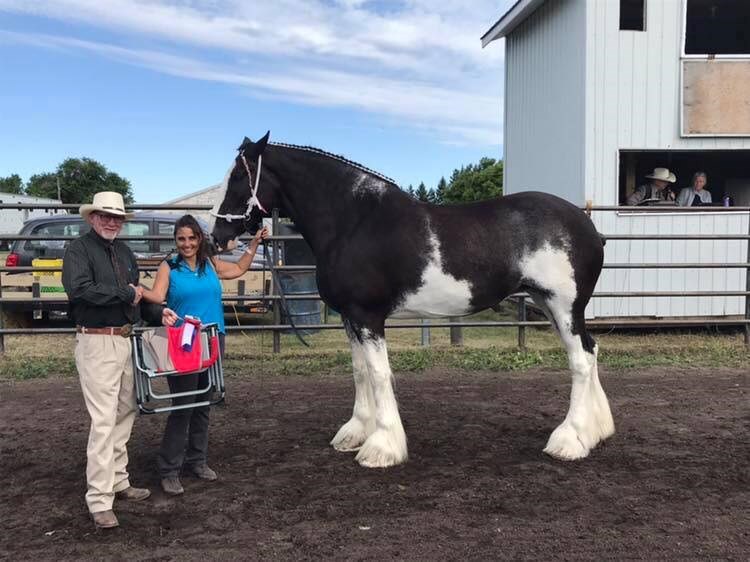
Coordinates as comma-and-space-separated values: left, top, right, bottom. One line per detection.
115, 486, 151, 502
161, 476, 184, 496
91, 509, 119, 529
189, 464, 218, 481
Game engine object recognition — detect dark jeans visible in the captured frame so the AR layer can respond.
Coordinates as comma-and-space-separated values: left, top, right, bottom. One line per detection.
157, 333, 225, 478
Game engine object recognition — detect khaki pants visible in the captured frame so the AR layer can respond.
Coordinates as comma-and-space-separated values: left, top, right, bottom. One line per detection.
75, 333, 136, 513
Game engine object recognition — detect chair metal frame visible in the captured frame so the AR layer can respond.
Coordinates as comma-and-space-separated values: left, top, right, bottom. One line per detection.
131, 322, 225, 414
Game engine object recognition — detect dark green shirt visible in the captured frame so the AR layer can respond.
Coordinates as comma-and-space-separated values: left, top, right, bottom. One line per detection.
62, 229, 140, 328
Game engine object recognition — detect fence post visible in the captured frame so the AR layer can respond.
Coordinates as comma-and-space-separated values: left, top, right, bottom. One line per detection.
237, 279, 245, 309
0, 281, 5, 354
272, 209, 281, 354
32, 280, 41, 320
745, 213, 750, 347
449, 317, 463, 346
421, 319, 430, 347
517, 296, 527, 350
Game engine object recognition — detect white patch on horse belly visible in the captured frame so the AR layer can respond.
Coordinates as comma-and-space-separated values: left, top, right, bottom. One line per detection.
390, 233, 473, 319
519, 243, 577, 303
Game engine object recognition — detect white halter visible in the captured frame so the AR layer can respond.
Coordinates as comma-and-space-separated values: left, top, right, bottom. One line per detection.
210, 153, 266, 222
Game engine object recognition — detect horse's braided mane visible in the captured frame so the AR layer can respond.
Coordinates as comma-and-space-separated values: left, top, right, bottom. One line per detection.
270, 142, 398, 186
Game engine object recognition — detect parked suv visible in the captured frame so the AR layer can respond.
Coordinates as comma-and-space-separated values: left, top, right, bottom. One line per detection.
2, 213, 272, 325
5, 212, 268, 267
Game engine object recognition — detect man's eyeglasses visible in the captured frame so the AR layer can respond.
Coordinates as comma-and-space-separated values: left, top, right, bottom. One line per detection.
93, 213, 125, 224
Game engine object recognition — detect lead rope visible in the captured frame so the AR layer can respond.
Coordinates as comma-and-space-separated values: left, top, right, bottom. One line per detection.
263, 239, 309, 347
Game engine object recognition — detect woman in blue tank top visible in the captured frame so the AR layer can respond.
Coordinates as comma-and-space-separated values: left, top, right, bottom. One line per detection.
142, 214, 268, 495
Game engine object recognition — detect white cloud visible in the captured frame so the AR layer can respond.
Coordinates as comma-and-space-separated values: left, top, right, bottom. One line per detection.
0, 0, 510, 144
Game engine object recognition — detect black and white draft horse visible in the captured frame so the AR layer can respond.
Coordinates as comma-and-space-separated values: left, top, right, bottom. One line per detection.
209, 132, 614, 468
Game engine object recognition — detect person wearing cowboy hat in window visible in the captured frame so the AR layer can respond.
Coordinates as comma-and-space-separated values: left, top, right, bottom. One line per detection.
626, 167, 677, 206
62, 191, 167, 529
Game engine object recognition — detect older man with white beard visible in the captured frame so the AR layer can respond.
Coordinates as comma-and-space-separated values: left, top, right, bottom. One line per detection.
62, 191, 163, 529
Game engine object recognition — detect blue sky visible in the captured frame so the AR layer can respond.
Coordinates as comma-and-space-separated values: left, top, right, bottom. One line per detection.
0, 1, 510, 203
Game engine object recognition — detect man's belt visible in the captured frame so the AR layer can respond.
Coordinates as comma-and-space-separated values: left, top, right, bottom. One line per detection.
76, 324, 133, 337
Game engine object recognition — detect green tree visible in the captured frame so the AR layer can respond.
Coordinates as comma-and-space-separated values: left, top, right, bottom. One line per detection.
415, 182, 431, 202
0, 174, 24, 194
26, 158, 133, 204
443, 158, 504, 204
25, 173, 58, 199
404, 184, 416, 198
434, 177, 448, 204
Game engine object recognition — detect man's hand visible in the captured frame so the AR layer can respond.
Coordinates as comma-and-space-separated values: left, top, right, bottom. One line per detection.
130, 284, 144, 305
162, 307, 179, 327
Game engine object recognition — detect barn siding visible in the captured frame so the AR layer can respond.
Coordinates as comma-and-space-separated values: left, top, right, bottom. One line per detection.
504, 0, 587, 203
581, 0, 749, 317
164, 185, 222, 223
592, 211, 748, 318
585, 0, 750, 206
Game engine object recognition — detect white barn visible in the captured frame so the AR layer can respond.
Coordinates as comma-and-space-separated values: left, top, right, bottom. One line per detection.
483, 0, 750, 319
163, 184, 222, 223
0, 192, 64, 249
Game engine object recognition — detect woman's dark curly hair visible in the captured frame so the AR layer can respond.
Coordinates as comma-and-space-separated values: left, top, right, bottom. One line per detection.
170, 214, 212, 274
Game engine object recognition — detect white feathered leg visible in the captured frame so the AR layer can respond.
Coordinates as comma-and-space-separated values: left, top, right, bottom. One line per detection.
588, 343, 615, 442
354, 333, 407, 468
542, 307, 614, 460
330, 338, 375, 452
535, 296, 615, 460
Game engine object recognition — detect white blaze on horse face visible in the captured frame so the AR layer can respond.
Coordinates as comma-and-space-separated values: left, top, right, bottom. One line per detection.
207, 162, 235, 235
391, 231, 473, 318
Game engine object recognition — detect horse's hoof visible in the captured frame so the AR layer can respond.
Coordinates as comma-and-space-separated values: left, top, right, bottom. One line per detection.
544, 424, 590, 461
330, 419, 370, 452
355, 429, 407, 468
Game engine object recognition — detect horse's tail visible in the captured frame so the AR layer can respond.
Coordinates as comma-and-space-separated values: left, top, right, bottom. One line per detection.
599, 233, 607, 247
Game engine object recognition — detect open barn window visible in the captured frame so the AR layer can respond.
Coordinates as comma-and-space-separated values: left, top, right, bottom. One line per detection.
685, 0, 750, 55
620, 0, 645, 31
619, 150, 750, 207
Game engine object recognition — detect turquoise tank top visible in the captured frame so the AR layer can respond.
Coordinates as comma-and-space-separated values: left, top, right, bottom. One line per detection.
166, 256, 225, 333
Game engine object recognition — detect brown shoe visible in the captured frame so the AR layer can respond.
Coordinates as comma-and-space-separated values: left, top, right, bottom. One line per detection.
161, 476, 184, 496
91, 509, 119, 529
115, 486, 151, 502
189, 464, 218, 481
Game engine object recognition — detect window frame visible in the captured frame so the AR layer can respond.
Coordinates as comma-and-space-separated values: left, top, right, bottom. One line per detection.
620, 0, 646, 32
682, 0, 750, 59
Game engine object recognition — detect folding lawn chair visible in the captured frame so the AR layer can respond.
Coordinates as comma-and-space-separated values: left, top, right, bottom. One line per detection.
131, 320, 225, 414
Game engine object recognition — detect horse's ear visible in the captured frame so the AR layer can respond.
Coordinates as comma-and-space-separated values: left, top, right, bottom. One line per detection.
238, 131, 270, 157
238, 136, 252, 151
255, 131, 270, 153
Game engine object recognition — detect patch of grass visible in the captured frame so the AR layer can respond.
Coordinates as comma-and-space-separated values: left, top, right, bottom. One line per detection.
391, 348, 435, 371
225, 350, 353, 377
0, 356, 77, 380
0, 324, 747, 381
598, 344, 750, 370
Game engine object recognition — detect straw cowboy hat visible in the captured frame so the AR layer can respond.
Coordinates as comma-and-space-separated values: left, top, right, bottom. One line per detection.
79, 191, 134, 220
645, 167, 677, 183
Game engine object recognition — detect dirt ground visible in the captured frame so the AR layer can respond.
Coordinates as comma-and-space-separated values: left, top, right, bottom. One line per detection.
1, 367, 747, 561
